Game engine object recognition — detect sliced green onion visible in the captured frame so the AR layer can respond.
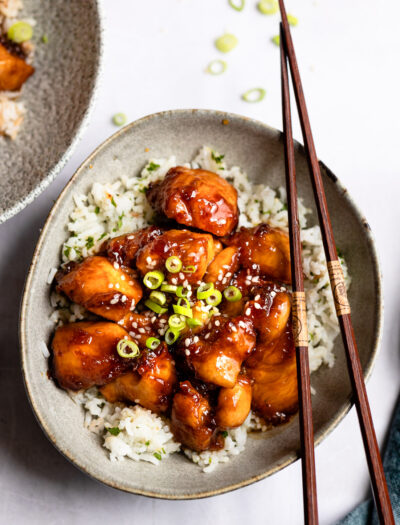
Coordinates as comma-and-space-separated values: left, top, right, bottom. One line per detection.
145, 299, 168, 315
242, 88, 266, 103
257, 0, 278, 15
215, 33, 238, 53
271, 35, 280, 46
223, 286, 242, 302
229, 0, 245, 11
165, 328, 180, 345
165, 256, 182, 273
206, 289, 222, 306
143, 270, 164, 289
7, 21, 33, 43
187, 318, 203, 329
146, 337, 161, 350
197, 282, 215, 300
183, 265, 196, 274
168, 314, 186, 331
161, 283, 178, 293
117, 339, 140, 359
287, 13, 298, 26
176, 286, 189, 298
173, 298, 193, 318
149, 291, 167, 306
112, 113, 127, 126
206, 59, 227, 76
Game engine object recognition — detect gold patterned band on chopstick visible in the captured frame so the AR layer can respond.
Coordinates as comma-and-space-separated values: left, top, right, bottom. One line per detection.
292, 291, 308, 347
327, 260, 351, 316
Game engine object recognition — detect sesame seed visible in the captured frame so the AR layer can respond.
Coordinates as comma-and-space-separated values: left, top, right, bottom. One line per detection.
115, 283, 120, 289
129, 331, 135, 337
179, 272, 184, 280
245, 308, 251, 316
205, 333, 210, 339
113, 261, 120, 269
132, 322, 138, 328
254, 295, 261, 301
194, 336, 199, 343
255, 303, 261, 309
127, 235, 134, 240
185, 338, 190, 347
108, 283, 114, 289
121, 295, 127, 303
171, 277, 178, 285
138, 328, 146, 334
225, 272, 232, 278
215, 320, 220, 327
231, 324, 237, 332
185, 349, 190, 356
129, 281, 134, 285
146, 256, 152, 264
121, 275, 125, 280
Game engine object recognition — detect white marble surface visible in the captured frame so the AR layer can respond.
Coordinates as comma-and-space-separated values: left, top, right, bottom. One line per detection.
1, 1, 400, 523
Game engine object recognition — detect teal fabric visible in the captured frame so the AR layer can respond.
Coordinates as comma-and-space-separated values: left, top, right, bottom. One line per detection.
337, 395, 400, 524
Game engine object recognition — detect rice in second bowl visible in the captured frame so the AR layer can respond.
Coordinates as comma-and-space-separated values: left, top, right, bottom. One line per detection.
47, 146, 350, 473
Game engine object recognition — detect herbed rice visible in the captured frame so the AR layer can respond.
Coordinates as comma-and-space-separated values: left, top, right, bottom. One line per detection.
48, 146, 350, 473
0, 0, 34, 139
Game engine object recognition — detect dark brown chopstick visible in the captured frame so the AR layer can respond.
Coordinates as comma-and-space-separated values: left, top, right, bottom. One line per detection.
278, 4, 395, 523
280, 24, 319, 525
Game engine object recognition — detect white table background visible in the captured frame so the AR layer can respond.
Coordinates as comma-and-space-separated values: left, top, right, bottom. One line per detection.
1, 1, 400, 523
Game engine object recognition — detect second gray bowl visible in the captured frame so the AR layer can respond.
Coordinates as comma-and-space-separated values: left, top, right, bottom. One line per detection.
20, 109, 382, 499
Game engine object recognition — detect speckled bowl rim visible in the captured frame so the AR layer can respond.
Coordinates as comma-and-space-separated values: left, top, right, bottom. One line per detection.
20, 108, 383, 500
0, 0, 105, 225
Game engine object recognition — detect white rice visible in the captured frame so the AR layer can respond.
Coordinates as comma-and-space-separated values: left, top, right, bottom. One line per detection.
0, 0, 34, 139
50, 146, 350, 472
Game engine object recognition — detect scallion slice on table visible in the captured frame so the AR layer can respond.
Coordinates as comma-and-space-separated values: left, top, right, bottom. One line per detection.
144, 299, 168, 315
143, 270, 164, 289
223, 285, 242, 302
271, 35, 280, 46
287, 13, 298, 26
242, 87, 266, 103
228, 0, 245, 11
165, 256, 182, 273
112, 113, 127, 126
146, 337, 161, 350
257, 0, 278, 14
117, 339, 140, 359
206, 289, 222, 306
7, 21, 33, 43
215, 33, 238, 53
206, 59, 227, 75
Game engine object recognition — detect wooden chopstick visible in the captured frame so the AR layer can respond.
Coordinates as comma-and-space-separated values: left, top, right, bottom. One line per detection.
280, 24, 319, 525
278, 4, 395, 523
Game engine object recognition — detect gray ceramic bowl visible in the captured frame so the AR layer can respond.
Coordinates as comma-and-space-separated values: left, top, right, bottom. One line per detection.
0, 0, 103, 223
20, 109, 382, 499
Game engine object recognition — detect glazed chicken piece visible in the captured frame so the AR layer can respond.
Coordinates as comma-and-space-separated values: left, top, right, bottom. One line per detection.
55, 256, 143, 322
204, 246, 240, 291
224, 224, 291, 283
52, 321, 133, 390
243, 283, 291, 345
104, 226, 163, 267
136, 229, 217, 285
182, 316, 256, 388
215, 375, 252, 428
146, 166, 238, 237
219, 268, 266, 317
245, 325, 298, 424
0, 43, 34, 91
100, 343, 176, 414
171, 381, 217, 451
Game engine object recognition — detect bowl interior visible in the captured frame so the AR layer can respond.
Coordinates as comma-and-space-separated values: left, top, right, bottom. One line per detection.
20, 110, 381, 499
0, 0, 102, 223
